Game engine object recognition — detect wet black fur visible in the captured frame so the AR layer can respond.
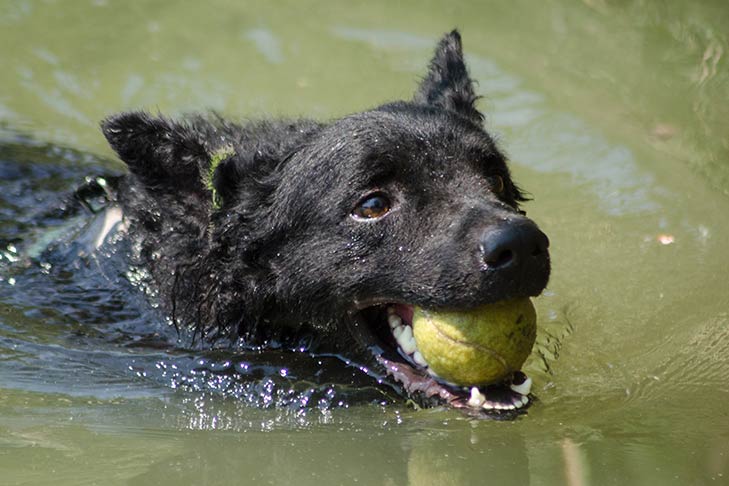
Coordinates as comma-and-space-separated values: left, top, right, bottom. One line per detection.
102, 31, 550, 364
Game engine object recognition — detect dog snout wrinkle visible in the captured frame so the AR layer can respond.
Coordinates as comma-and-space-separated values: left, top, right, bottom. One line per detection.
480, 221, 549, 270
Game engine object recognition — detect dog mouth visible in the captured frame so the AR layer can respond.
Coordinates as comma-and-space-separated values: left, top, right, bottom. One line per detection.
349, 303, 533, 416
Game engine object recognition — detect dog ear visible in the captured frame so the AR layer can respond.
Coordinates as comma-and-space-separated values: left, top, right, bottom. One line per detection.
208, 119, 323, 210
210, 153, 246, 207
211, 150, 282, 211
413, 30, 483, 124
101, 111, 209, 193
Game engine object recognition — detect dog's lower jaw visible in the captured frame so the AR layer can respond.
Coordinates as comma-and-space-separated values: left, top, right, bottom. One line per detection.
375, 355, 532, 415
347, 304, 533, 417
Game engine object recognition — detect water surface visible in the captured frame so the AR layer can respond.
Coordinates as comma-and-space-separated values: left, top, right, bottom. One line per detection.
1, 1, 728, 485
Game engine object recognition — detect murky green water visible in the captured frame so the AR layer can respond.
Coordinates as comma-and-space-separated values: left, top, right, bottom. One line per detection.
1, 1, 729, 484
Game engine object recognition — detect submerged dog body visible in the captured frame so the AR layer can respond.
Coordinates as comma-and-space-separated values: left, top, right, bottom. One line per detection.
101, 31, 550, 414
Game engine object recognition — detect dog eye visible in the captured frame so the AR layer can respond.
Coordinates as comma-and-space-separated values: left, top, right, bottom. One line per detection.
352, 192, 391, 220
490, 175, 505, 194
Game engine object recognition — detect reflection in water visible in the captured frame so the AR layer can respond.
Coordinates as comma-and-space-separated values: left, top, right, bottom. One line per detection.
406, 426, 531, 485
1, 1, 729, 484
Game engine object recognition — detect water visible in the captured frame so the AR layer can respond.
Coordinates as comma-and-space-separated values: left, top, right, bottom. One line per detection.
1, 1, 729, 484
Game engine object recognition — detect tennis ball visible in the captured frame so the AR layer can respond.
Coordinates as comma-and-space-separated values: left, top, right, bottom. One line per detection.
412, 298, 536, 386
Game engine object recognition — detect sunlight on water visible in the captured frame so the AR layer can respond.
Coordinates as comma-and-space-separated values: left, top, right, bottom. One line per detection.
1, 1, 729, 485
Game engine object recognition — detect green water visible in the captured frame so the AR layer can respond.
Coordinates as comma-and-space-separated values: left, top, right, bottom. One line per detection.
2, 1, 729, 484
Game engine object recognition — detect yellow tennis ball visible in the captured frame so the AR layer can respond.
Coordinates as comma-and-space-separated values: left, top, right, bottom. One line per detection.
412, 298, 537, 386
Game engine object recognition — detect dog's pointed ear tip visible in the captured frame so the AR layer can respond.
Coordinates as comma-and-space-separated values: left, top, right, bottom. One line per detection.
439, 29, 463, 48
100, 114, 128, 147
446, 29, 462, 41
100, 113, 120, 132
100, 111, 171, 147
100, 111, 139, 136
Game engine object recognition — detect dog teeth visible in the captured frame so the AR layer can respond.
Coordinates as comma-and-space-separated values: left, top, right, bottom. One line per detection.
398, 325, 417, 355
388, 307, 420, 358
467, 387, 486, 408
392, 324, 404, 340
482, 400, 515, 411
482, 401, 498, 410
467, 386, 529, 411
510, 376, 532, 396
412, 350, 427, 367
387, 313, 402, 329
515, 395, 529, 407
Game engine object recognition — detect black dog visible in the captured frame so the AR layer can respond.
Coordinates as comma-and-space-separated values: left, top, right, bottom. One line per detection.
100, 30, 550, 414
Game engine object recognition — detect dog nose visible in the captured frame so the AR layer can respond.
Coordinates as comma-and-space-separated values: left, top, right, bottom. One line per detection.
480, 220, 549, 270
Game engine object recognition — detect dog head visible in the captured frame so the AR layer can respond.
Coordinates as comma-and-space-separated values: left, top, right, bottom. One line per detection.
102, 30, 550, 415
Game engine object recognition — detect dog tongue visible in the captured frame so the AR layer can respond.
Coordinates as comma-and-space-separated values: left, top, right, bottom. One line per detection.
411, 299, 537, 386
